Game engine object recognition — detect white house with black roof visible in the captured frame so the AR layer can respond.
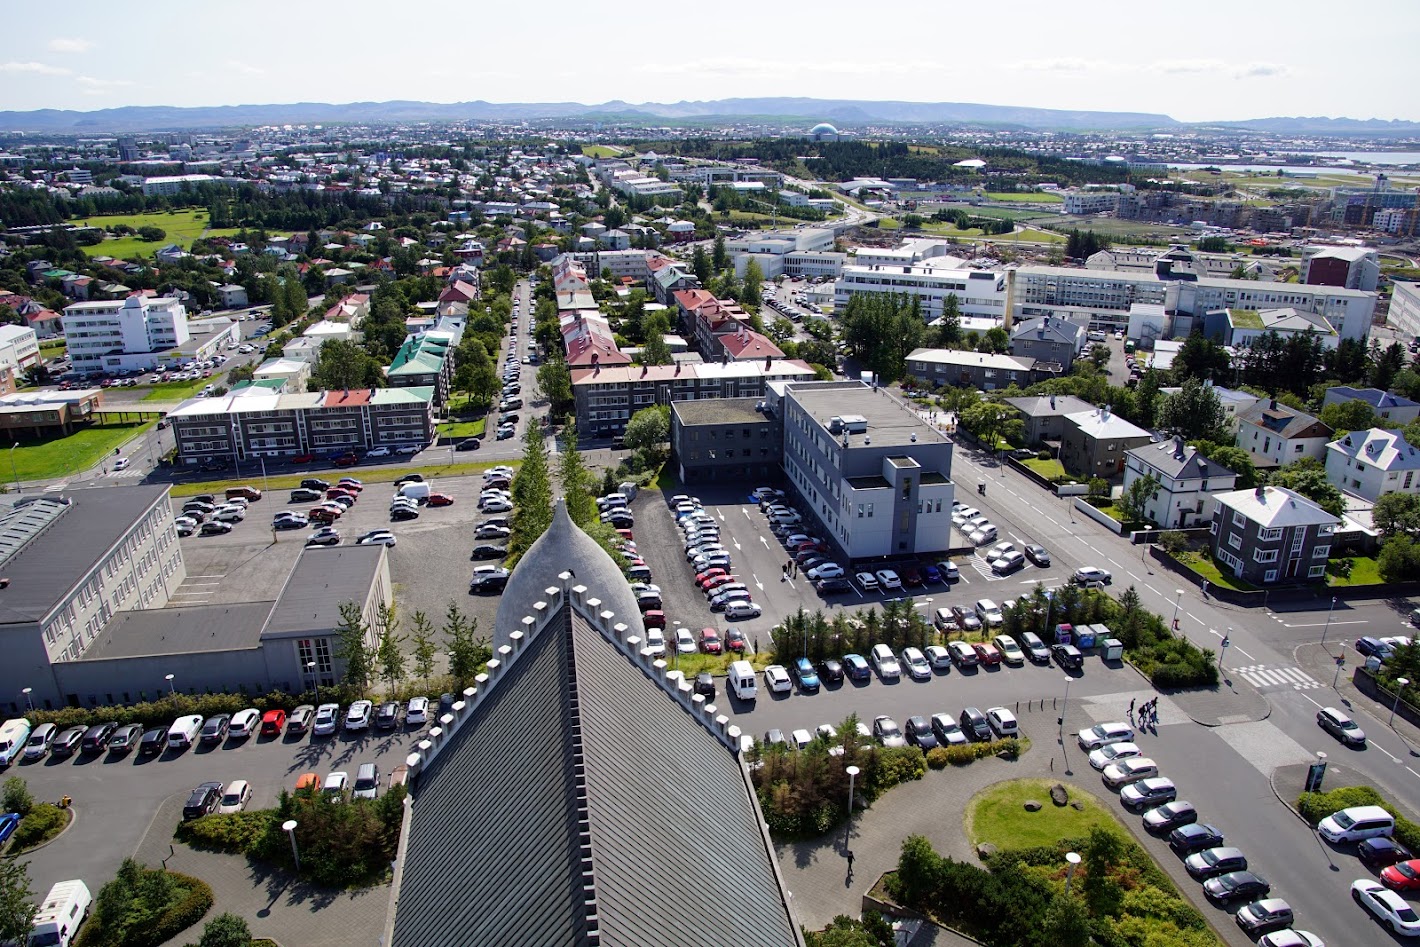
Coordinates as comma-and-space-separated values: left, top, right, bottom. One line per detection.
1123, 437, 1238, 529
386, 501, 804, 947
1234, 399, 1333, 469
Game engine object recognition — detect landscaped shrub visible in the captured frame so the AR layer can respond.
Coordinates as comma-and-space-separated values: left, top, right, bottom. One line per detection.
73, 859, 211, 947
925, 747, 950, 769
244, 785, 407, 888
175, 812, 273, 853
12, 803, 65, 850
2, 776, 33, 817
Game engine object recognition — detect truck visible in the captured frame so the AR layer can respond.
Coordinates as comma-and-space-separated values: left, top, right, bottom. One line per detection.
0, 718, 32, 768
28, 879, 91, 947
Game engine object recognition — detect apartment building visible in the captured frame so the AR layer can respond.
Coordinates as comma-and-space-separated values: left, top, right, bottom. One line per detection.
1004, 394, 1096, 447
0, 486, 186, 711
0, 324, 39, 376
168, 386, 435, 465
905, 348, 1040, 390
1010, 266, 1176, 333
570, 359, 815, 437
62, 294, 191, 375
1234, 400, 1333, 469
1009, 316, 1086, 370
1209, 485, 1336, 584
1124, 437, 1238, 529
1061, 190, 1120, 215
1325, 427, 1420, 501
1302, 246, 1380, 292
1390, 281, 1420, 340
835, 258, 1008, 321
670, 398, 778, 485
774, 381, 955, 560
1175, 279, 1375, 343
387, 331, 455, 403
1061, 406, 1154, 479
1322, 386, 1420, 425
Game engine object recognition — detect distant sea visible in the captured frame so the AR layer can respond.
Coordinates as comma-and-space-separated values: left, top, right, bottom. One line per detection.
1165, 163, 1367, 175
1294, 151, 1420, 166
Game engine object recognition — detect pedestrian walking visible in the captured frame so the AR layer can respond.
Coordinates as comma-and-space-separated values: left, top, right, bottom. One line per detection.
1128, 698, 1136, 719
846, 850, 855, 877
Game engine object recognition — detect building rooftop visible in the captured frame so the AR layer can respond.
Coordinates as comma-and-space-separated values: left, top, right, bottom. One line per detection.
1236, 400, 1331, 439
571, 359, 815, 386
1127, 437, 1235, 481
671, 398, 766, 427
261, 545, 387, 640
1326, 386, 1420, 410
906, 348, 1037, 373
81, 602, 273, 660
0, 486, 170, 626
787, 381, 951, 449
1004, 394, 1095, 418
1215, 485, 1337, 529
1065, 407, 1153, 440
1328, 428, 1420, 471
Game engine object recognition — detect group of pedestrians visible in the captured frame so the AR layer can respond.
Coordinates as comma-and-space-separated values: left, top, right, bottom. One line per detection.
782, 559, 798, 580
1129, 697, 1160, 730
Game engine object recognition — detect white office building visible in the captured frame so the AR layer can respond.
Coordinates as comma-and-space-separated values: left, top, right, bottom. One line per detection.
1389, 281, 1420, 340
1010, 265, 1176, 332
1175, 279, 1375, 344
62, 295, 190, 375
0, 324, 40, 376
836, 257, 1008, 321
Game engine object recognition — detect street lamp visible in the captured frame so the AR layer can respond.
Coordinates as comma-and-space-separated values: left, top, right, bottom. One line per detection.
21, 688, 32, 712
282, 819, 300, 871
164, 673, 175, 697
1171, 589, 1185, 627
1391, 678, 1410, 727
306, 661, 318, 706
1059, 676, 1073, 774
1333, 644, 1348, 688
843, 765, 860, 850
1064, 851, 1082, 895
1220, 627, 1232, 670
9, 442, 19, 494
1321, 596, 1338, 648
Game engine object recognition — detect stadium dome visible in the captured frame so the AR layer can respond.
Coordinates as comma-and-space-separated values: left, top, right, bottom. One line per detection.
810, 122, 840, 140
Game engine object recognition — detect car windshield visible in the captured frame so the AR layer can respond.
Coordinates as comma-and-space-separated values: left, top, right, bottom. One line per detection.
1400, 862, 1420, 880
1401, 905, 1420, 922
1339, 718, 1359, 730
1333, 811, 1356, 828
221, 791, 241, 805
1204, 850, 1226, 866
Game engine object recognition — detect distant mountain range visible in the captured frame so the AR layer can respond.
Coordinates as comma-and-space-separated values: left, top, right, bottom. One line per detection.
0, 97, 1417, 135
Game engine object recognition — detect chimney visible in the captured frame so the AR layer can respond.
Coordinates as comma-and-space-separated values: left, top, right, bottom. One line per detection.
765, 355, 772, 369
1255, 484, 1266, 500
1049, 395, 1056, 409
1269, 398, 1277, 410
1103, 404, 1111, 420
1173, 434, 1184, 458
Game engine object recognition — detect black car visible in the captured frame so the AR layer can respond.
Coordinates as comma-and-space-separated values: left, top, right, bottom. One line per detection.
200, 714, 231, 744
182, 781, 223, 820
398, 473, 425, 484
300, 478, 330, 491
816, 576, 851, 593
107, 723, 145, 755
1360, 837, 1412, 868
1203, 870, 1270, 904
138, 727, 167, 757
1052, 643, 1084, 669
374, 701, 402, 730
1024, 544, 1052, 567
289, 488, 323, 502
470, 568, 510, 593
499, 412, 519, 425
80, 721, 118, 753
455, 438, 482, 451
1169, 822, 1225, 854
50, 726, 84, 758
693, 672, 716, 700
960, 707, 991, 741
391, 507, 420, 521
905, 715, 939, 750
471, 544, 508, 560
817, 658, 845, 685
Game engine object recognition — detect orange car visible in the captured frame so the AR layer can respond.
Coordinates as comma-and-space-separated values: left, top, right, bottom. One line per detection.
294, 772, 319, 792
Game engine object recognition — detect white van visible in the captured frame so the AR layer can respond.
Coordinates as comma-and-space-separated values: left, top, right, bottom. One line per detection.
396, 482, 431, 502
0, 718, 32, 767
728, 660, 758, 701
166, 714, 204, 750
1318, 804, 1395, 843
28, 879, 91, 947
353, 762, 380, 800
975, 599, 1003, 627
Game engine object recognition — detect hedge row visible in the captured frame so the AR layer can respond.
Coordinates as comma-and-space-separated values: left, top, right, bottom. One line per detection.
1297, 785, 1420, 853
925, 738, 1021, 769
11, 803, 66, 850
175, 811, 273, 853
73, 863, 212, 947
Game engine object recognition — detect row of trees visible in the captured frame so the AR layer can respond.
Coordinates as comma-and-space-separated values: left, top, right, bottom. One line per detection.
332, 599, 492, 693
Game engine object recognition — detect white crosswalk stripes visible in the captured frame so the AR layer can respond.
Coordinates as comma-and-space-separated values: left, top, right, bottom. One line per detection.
1233, 664, 1321, 691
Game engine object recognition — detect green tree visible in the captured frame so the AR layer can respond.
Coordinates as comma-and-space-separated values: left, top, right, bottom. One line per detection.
1082, 826, 1124, 916
2, 777, 33, 817
333, 601, 373, 689
455, 341, 500, 411
1155, 377, 1227, 441
1171, 331, 1232, 383
742, 257, 763, 307
558, 423, 596, 528
1118, 472, 1159, 524
510, 420, 553, 552
1042, 894, 1091, 947
1380, 534, 1420, 583
1268, 457, 1344, 516
410, 610, 437, 683
623, 404, 670, 457
0, 859, 36, 946
1373, 492, 1420, 538
536, 356, 573, 412
225, 363, 255, 386
935, 293, 962, 348
958, 401, 1014, 450
1132, 368, 1162, 429
310, 338, 384, 391
283, 275, 308, 321
442, 602, 489, 686
1319, 398, 1379, 437
1189, 439, 1260, 489
691, 245, 711, 284
712, 235, 728, 272
376, 603, 406, 690
196, 912, 252, 947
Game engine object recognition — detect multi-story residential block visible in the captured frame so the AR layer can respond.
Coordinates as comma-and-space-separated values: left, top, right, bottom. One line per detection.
1061, 189, 1120, 215
1390, 281, 1420, 340
1302, 246, 1380, 292
1209, 485, 1336, 584
905, 348, 1040, 391
61, 295, 190, 375
1009, 316, 1086, 370
570, 359, 815, 437
387, 331, 454, 403
835, 258, 1008, 321
1061, 406, 1154, 479
1124, 437, 1238, 528
774, 381, 955, 560
1325, 427, 1420, 501
1322, 386, 1420, 425
1175, 279, 1375, 344
1234, 399, 1333, 469
670, 398, 778, 486
1010, 265, 1175, 332
0, 325, 40, 376
1003, 394, 1096, 447
168, 386, 435, 465
0, 486, 186, 711
216, 284, 249, 309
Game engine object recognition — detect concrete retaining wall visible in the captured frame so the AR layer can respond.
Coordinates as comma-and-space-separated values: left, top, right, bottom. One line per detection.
1073, 498, 1123, 534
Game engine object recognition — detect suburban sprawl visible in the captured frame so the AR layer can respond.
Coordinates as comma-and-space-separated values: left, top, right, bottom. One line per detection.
2, 102, 1420, 947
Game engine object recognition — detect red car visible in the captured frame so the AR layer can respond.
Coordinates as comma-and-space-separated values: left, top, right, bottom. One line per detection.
1383, 859, 1420, 891
972, 642, 1002, 666
260, 709, 287, 736
901, 565, 924, 586
700, 628, 723, 654
695, 568, 728, 589
426, 493, 455, 507
332, 452, 359, 467
336, 477, 363, 491
326, 487, 357, 502
308, 507, 340, 523
703, 575, 738, 593
292, 453, 314, 464
725, 629, 748, 652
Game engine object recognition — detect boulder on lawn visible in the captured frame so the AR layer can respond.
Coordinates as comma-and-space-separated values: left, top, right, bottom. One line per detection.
1050, 783, 1069, 806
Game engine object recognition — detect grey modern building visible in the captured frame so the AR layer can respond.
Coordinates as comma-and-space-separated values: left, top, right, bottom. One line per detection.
772, 380, 955, 561
1009, 316, 1086, 371
905, 348, 1039, 391
670, 398, 778, 486
387, 502, 804, 947
1209, 485, 1337, 584
1004, 394, 1096, 448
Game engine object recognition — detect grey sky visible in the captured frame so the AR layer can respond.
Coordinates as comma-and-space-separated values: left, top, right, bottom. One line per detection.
2, 0, 1414, 123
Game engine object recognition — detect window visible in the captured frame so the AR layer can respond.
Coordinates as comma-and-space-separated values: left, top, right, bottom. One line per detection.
866, 503, 874, 518
1232, 510, 1246, 527
1309, 564, 1327, 578
1313, 545, 1330, 558
1259, 527, 1282, 542
1227, 531, 1242, 550
1264, 569, 1279, 583
1253, 548, 1278, 563
857, 504, 864, 518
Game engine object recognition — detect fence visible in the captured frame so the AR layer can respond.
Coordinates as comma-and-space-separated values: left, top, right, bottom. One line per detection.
1074, 498, 1123, 535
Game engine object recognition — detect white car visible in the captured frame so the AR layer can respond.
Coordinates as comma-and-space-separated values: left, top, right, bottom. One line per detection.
870, 643, 901, 679
807, 562, 844, 580
366, 446, 392, 458
406, 696, 429, 727
673, 627, 696, 654
790, 728, 813, 750
313, 702, 341, 736
1079, 722, 1135, 749
969, 525, 999, 546
1103, 757, 1159, 788
764, 665, 792, 693
924, 644, 953, 670
900, 647, 932, 681
985, 541, 1016, 561
951, 507, 980, 527
1089, 741, 1142, 771
357, 530, 397, 547
1256, 931, 1324, 947
217, 779, 252, 814
876, 569, 902, 590
1074, 566, 1113, 585
344, 699, 373, 730
724, 601, 762, 620
113, 457, 130, 471
1353, 878, 1420, 936
228, 707, 260, 739
856, 572, 879, 591
481, 498, 513, 513
643, 628, 667, 657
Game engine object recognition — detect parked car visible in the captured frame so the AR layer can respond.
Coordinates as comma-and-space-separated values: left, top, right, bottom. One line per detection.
843, 653, 871, 681
344, 700, 373, 730
199, 714, 231, 744
1120, 777, 1177, 808
1089, 741, 1142, 771
313, 703, 340, 736
1354, 878, 1420, 935
930, 713, 969, 746
763, 665, 792, 694
793, 657, 821, 692
106, 723, 145, 755
873, 715, 906, 748
218, 780, 253, 815
287, 704, 315, 735
228, 708, 260, 739
1169, 822, 1225, 854
183, 781, 224, 820
1142, 800, 1197, 832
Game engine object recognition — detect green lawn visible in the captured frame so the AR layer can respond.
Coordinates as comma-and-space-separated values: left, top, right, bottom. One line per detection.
168, 458, 518, 497
966, 778, 1122, 851
1328, 555, 1384, 587
581, 145, 624, 158
141, 378, 211, 401
39, 339, 66, 355
437, 417, 486, 439
1021, 457, 1067, 480
916, 221, 987, 238
1171, 550, 1257, 592
989, 227, 1066, 244
667, 650, 776, 677
986, 191, 1063, 203
4, 420, 154, 482
77, 210, 257, 259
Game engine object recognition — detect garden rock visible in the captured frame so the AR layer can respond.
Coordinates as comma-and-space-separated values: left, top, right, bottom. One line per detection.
976, 842, 997, 860
1071, 801, 1086, 811
1023, 800, 1042, 812
1050, 783, 1069, 806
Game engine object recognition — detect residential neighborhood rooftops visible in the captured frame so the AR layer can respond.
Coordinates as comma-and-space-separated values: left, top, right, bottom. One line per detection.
1324, 386, 1420, 411
787, 381, 951, 449
671, 398, 767, 426
1235, 400, 1331, 439
1214, 484, 1337, 528
906, 348, 1036, 372
1004, 394, 1095, 418
1064, 406, 1153, 440
1127, 437, 1234, 481
1328, 427, 1420, 470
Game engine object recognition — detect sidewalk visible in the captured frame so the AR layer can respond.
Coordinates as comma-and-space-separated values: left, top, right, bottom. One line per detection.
1167, 673, 1271, 727
135, 795, 392, 947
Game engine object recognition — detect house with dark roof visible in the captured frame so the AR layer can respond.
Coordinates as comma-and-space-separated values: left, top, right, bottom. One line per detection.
1209, 485, 1337, 584
386, 502, 804, 947
1234, 399, 1332, 469
1009, 316, 1086, 370
1124, 436, 1238, 528
1003, 394, 1095, 447
1322, 386, 1420, 425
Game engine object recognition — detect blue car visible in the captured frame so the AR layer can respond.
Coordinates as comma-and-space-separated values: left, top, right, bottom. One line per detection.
0, 812, 19, 846
843, 653, 871, 681
921, 563, 942, 583
794, 657, 821, 692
